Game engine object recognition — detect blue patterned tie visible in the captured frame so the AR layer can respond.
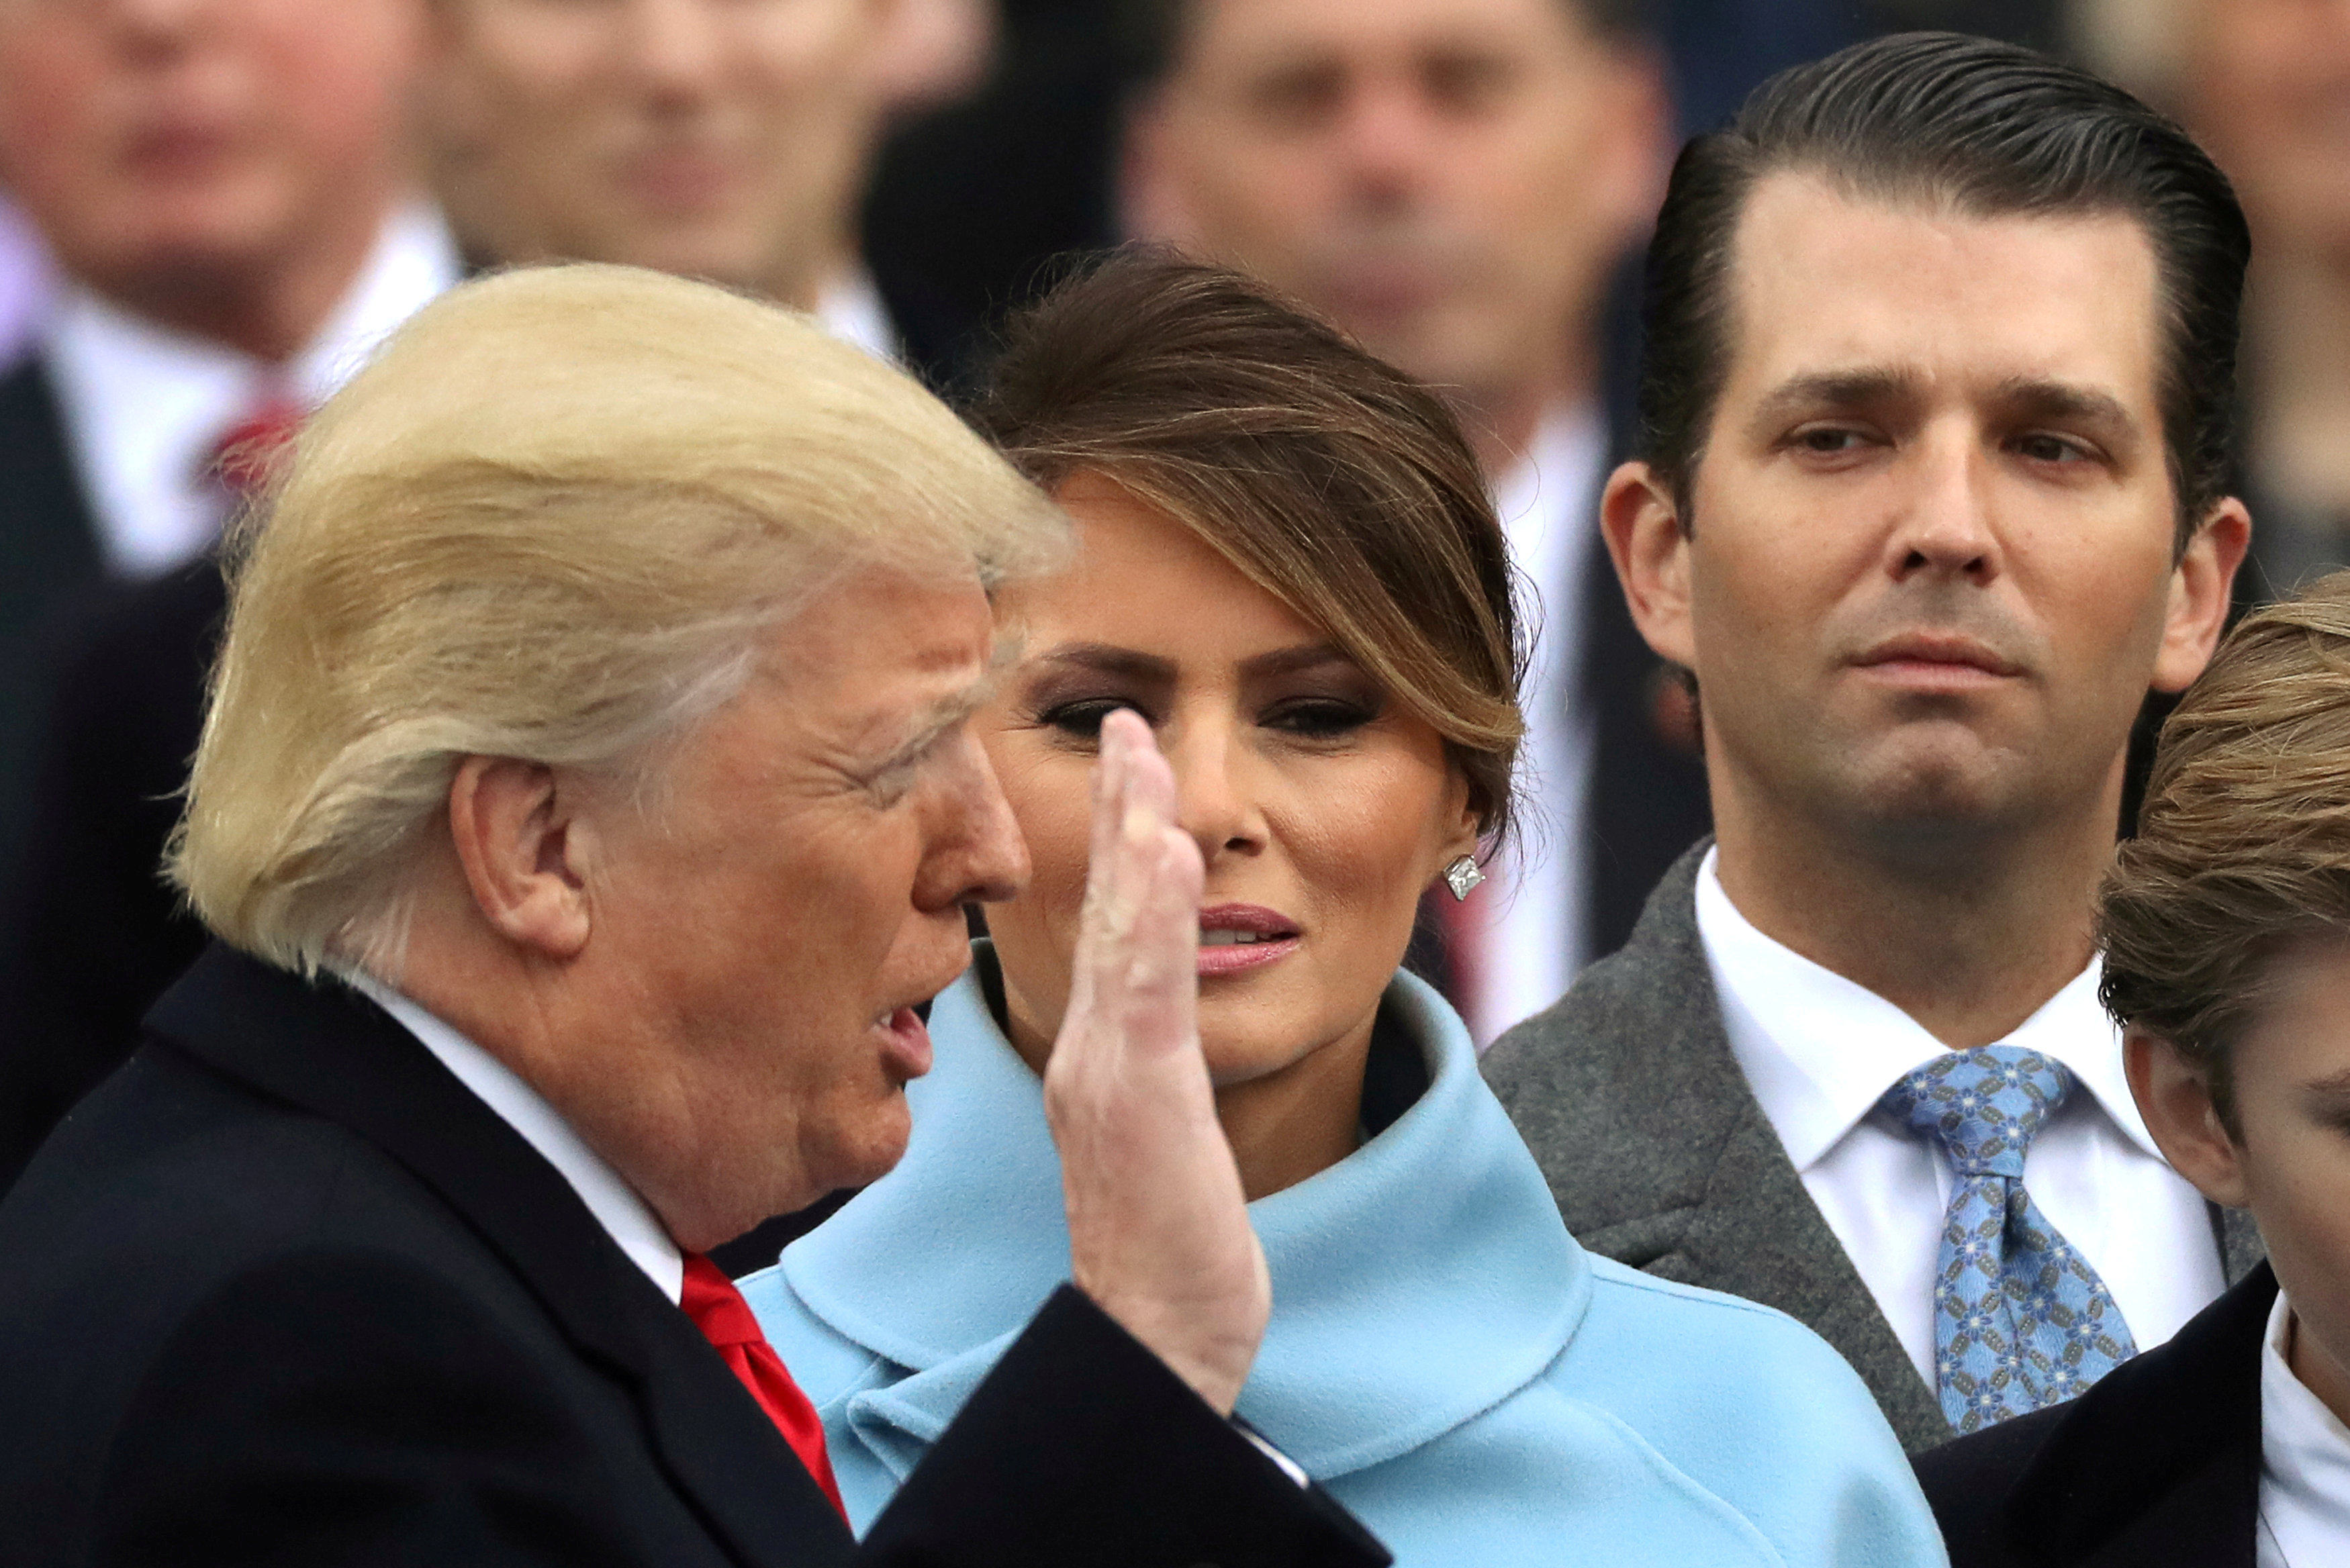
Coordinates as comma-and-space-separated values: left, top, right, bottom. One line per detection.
1878, 1045, 2136, 1433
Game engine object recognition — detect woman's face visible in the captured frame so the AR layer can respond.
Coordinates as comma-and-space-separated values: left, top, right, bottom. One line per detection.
980, 474, 1478, 1087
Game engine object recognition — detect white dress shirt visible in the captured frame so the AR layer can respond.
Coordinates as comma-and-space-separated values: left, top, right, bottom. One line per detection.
344, 972, 684, 1306
2259, 1291, 2350, 1568
1694, 846, 2228, 1389
816, 266, 901, 364
42, 202, 460, 578
1453, 403, 1605, 1048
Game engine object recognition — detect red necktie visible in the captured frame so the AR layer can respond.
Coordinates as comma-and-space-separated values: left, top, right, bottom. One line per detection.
203, 391, 305, 499
679, 1253, 848, 1520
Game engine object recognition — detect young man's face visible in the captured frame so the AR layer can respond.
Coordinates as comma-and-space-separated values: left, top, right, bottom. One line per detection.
2131, 935, 2350, 1425
1607, 172, 2245, 856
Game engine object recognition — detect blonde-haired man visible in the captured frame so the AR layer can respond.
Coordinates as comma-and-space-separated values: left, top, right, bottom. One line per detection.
0, 264, 1385, 1568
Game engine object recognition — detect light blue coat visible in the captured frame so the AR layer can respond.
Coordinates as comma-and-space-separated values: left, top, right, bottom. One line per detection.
743, 953, 1949, 1567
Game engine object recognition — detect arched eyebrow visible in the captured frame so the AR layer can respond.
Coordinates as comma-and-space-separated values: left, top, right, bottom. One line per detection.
1035, 644, 1177, 683
1031, 642, 1355, 683
1237, 644, 1356, 681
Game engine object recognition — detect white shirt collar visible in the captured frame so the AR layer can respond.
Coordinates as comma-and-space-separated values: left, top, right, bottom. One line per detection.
43, 201, 460, 577
1694, 844, 2163, 1170
343, 971, 685, 1306
2261, 1289, 2350, 1566
1490, 402, 1605, 622
816, 264, 900, 363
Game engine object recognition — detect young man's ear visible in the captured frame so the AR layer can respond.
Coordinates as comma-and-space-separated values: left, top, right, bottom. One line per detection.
444, 756, 594, 961
2151, 497, 2251, 695
1601, 460, 1696, 672
2123, 1024, 2250, 1208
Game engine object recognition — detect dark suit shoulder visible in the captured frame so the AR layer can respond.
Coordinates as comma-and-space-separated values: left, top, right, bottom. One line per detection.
0, 1044, 743, 1568
91, 1244, 667, 1568
1912, 1402, 2069, 1568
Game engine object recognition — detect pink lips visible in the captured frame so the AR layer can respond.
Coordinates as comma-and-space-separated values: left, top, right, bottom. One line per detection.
1196, 903, 1301, 979
1852, 630, 2024, 689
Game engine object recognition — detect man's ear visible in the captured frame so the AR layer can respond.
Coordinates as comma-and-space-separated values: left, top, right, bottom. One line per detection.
444, 756, 594, 961
1602, 459, 1697, 671
2151, 497, 2251, 695
2124, 1024, 2251, 1208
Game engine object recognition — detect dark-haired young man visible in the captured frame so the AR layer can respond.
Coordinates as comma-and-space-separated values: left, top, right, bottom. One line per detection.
1484, 31, 2265, 1451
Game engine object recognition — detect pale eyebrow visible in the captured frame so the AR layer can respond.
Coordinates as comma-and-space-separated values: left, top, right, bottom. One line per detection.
870, 652, 1012, 776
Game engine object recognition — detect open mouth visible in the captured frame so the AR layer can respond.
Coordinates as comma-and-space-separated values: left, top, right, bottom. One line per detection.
1196, 903, 1301, 978
871, 1004, 933, 1081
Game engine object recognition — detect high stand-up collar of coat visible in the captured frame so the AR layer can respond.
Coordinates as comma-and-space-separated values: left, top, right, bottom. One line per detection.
778, 948, 1589, 1483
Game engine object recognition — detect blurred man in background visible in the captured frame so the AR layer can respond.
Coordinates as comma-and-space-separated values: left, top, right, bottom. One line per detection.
2075, 0, 2350, 601
0, 0, 456, 1187
424, 0, 969, 377
0, 0, 452, 873
1121, 0, 1701, 1042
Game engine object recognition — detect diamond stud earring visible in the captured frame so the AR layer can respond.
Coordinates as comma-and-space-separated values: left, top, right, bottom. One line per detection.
1443, 855, 1485, 902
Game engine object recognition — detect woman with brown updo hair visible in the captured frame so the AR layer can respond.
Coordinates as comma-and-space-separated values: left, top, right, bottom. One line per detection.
742, 254, 1940, 1566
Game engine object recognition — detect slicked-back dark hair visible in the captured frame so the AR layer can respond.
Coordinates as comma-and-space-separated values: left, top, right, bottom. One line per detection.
1638, 31, 2250, 549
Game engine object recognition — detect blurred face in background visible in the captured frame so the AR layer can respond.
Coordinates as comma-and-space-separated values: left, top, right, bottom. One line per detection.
1125, 0, 1664, 423
0, 0, 422, 318
2178, 0, 2350, 264
425, 0, 889, 307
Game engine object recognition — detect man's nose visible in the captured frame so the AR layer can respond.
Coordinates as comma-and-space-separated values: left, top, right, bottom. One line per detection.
927, 734, 1029, 910
1886, 428, 2002, 587
1334, 77, 1444, 193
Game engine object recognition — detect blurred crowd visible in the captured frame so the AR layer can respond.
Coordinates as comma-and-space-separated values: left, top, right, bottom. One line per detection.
0, 0, 2345, 1197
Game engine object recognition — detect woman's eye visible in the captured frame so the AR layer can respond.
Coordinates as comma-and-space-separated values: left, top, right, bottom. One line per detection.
1037, 698, 1144, 741
1264, 699, 1373, 738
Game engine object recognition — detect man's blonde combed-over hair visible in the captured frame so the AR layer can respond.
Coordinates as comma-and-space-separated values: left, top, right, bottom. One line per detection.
171, 263, 1065, 978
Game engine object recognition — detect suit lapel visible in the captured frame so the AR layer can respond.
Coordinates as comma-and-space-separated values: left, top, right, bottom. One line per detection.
1505, 843, 1953, 1451
2004, 1265, 2271, 1568
1670, 1088, 1953, 1450
146, 945, 852, 1568
1618, 850, 1950, 1450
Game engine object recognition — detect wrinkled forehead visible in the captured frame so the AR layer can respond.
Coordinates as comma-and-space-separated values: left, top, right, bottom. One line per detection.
1715, 169, 2167, 424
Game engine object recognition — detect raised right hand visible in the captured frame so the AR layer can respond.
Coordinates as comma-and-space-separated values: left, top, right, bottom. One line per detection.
1041, 709, 1269, 1416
